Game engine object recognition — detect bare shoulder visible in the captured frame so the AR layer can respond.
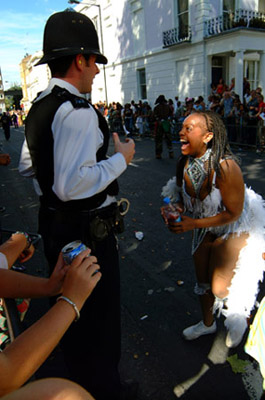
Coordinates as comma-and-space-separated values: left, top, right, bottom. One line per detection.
219, 158, 242, 177
216, 158, 244, 189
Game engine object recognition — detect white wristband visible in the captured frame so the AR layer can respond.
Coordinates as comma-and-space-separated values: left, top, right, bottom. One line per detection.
56, 295, 80, 321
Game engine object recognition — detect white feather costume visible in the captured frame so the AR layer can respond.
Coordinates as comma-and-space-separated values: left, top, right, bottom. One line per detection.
162, 175, 265, 326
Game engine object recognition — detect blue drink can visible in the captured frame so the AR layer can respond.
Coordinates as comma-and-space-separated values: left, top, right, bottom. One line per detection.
62, 240, 88, 265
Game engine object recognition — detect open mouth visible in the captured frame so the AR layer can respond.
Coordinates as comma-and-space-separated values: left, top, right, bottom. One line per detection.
180, 139, 190, 150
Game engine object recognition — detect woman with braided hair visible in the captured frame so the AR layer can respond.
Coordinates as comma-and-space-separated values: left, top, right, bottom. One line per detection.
162, 110, 265, 348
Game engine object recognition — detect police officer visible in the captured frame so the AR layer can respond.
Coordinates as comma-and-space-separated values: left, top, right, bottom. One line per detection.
19, 10, 135, 400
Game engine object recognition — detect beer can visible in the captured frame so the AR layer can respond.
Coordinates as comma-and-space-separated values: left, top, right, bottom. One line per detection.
62, 240, 88, 265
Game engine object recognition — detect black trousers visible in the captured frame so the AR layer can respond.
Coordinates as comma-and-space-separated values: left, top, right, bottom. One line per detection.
2, 126, 10, 141
39, 205, 121, 400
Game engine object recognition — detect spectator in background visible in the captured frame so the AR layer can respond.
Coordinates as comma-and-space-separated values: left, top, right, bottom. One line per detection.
243, 77, 250, 95
175, 101, 184, 122
194, 96, 205, 112
246, 90, 259, 145
228, 77, 235, 92
11, 113, 18, 129
216, 78, 225, 96
255, 94, 265, 153
142, 101, 152, 135
220, 91, 235, 141
230, 97, 245, 143
168, 99, 175, 116
0, 113, 11, 141
183, 98, 195, 118
173, 96, 179, 114
210, 83, 217, 96
209, 95, 222, 114
135, 108, 144, 135
153, 94, 174, 159
244, 87, 252, 107
122, 103, 134, 136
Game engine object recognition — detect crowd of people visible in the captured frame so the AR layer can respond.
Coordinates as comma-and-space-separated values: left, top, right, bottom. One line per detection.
2, 81, 264, 154
92, 78, 265, 154
0, 8, 265, 400
0, 111, 27, 142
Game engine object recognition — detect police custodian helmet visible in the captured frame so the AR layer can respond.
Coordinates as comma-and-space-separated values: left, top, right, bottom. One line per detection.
35, 9, 107, 66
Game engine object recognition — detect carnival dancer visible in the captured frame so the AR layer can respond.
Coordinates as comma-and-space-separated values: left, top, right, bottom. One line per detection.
162, 110, 265, 348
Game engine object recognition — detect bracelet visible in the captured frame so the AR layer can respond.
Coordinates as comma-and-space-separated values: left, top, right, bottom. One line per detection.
56, 295, 80, 321
14, 231, 32, 250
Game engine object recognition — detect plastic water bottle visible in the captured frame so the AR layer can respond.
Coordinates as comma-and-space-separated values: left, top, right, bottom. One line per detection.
163, 197, 181, 223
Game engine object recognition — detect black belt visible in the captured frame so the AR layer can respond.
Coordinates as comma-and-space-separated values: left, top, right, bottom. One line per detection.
44, 201, 117, 219
41, 202, 124, 242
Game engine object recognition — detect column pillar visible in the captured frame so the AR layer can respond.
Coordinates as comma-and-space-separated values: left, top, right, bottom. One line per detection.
235, 50, 244, 102
205, 55, 212, 100
259, 51, 265, 92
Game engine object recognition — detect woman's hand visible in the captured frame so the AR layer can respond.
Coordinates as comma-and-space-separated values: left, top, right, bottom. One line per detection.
167, 215, 196, 233
160, 202, 184, 225
62, 249, 101, 310
45, 252, 71, 296
18, 243, 35, 263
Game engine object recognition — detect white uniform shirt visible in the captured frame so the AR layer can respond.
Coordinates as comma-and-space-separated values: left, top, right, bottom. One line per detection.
19, 79, 127, 207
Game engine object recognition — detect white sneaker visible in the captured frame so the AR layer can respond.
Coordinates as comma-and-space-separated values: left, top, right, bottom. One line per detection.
182, 320, 217, 340
225, 316, 247, 348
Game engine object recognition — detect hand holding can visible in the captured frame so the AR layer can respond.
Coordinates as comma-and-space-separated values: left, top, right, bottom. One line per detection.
161, 197, 182, 224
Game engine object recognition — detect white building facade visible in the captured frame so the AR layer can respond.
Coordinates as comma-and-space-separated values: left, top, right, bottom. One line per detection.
21, 0, 265, 108
74, 0, 265, 106
20, 52, 51, 113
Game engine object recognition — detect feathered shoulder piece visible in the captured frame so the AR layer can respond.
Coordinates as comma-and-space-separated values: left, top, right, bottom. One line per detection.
161, 176, 181, 202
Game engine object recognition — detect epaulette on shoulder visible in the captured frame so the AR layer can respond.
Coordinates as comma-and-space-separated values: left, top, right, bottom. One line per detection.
52, 85, 90, 109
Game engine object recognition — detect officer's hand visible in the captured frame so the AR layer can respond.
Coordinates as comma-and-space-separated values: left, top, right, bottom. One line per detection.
112, 132, 135, 165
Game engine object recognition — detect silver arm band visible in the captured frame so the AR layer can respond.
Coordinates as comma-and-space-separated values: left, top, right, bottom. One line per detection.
56, 295, 80, 321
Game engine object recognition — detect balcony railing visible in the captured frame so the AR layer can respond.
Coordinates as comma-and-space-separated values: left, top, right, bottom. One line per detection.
204, 8, 265, 37
163, 26, 192, 47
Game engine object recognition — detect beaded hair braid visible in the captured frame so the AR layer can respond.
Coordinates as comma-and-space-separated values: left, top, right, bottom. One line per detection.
199, 110, 240, 177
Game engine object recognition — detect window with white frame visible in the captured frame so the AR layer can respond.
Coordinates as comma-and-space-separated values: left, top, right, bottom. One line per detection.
259, 0, 265, 13
244, 60, 259, 90
130, 0, 145, 55
174, 0, 189, 39
223, 0, 235, 14
137, 68, 146, 100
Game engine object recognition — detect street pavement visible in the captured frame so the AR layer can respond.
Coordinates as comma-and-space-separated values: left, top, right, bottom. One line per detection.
1, 125, 265, 400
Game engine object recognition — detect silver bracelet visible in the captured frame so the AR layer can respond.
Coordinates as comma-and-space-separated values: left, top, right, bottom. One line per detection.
56, 295, 80, 321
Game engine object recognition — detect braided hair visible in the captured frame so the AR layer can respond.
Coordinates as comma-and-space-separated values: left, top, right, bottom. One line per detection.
200, 110, 240, 177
